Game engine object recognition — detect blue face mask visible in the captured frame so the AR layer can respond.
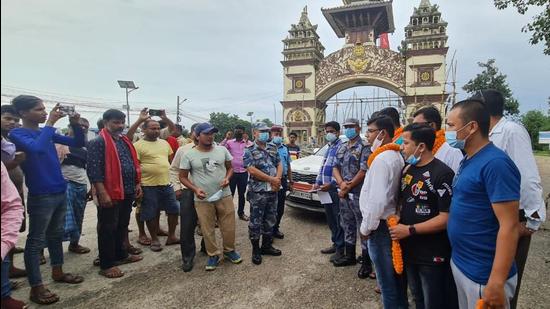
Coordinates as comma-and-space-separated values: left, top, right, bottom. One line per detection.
325, 132, 337, 143
272, 136, 283, 145
344, 128, 357, 139
405, 145, 421, 166
446, 122, 473, 150
258, 132, 270, 143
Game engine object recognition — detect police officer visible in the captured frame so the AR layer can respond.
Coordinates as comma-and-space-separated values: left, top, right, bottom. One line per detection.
243, 123, 283, 265
268, 125, 293, 239
332, 118, 374, 279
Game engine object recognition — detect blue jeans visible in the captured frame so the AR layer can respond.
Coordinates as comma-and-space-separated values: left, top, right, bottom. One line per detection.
24, 192, 67, 287
368, 221, 408, 309
1, 255, 11, 298
65, 181, 88, 244
407, 262, 458, 309
323, 190, 344, 250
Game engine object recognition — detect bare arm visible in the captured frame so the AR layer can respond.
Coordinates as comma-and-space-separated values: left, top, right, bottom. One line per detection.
126, 108, 149, 141
347, 169, 366, 189
332, 167, 344, 186
276, 162, 283, 179
160, 110, 176, 135
488, 201, 519, 285
179, 169, 206, 199
247, 166, 274, 183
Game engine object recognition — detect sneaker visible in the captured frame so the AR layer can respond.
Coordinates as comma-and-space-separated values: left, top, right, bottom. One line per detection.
205, 256, 220, 271
224, 251, 243, 264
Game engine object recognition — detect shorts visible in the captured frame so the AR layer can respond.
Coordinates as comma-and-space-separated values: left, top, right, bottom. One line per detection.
140, 185, 180, 221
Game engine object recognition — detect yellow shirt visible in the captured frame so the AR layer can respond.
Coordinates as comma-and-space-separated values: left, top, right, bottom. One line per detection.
134, 139, 173, 186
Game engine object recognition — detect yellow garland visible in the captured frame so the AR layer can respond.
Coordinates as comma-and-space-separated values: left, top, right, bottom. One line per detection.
392, 127, 403, 143
432, 129, 446, 154
367, 143, 401, 168
386, 215, 404, 275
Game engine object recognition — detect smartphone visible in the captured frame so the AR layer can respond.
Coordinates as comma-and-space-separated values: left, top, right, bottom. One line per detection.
58, 105, 75, 117
149, 109, 162, 116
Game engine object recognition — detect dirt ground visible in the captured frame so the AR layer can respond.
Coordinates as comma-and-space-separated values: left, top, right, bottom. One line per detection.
9, 156, 550, 309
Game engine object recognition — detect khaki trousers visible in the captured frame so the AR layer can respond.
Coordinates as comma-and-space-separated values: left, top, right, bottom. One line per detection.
195, 195, 236, 256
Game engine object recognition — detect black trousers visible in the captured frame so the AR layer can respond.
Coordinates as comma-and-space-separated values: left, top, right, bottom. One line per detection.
230, 172, 248, 216
510, 232, 532, 309
97, 195, 134, 270
179, 189, 198, 263
274, 176, 288, 232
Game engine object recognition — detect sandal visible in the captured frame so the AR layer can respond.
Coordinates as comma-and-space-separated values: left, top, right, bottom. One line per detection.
10, 280, 24, 291
93, 257, 100, 267
9, 267, 27, 278
52, 273, 84, 284
157, 229, 168, 237
150, 242, 163, 252
115, 255, 143, 265
137, 236, 152, 246
39, 255, 47, 265
29, 288, 59, 305
127, 245, 143, 255
98, 267, 124, 278
165, 238, 180, 246
13, 247, 24, 254
69, 244, 91, 254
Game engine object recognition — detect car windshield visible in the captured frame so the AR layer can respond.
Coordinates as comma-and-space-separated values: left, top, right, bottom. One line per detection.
314, 144, 329, 156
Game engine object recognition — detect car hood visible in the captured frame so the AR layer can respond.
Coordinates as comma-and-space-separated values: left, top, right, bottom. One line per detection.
290, 155, 324, 174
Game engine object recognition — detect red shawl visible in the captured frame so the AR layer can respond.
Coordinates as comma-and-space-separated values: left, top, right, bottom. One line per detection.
99, 129, 141, 202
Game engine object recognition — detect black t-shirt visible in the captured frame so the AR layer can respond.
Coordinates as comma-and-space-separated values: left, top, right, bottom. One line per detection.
399, 158, 454, 265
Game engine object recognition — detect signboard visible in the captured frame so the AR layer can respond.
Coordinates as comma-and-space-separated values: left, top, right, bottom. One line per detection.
539, 131, 550, 144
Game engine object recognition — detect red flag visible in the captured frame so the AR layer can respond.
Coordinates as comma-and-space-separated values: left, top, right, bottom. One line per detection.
379, 33, 390, 49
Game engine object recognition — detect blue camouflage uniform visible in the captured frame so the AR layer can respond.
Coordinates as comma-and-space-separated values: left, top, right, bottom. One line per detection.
244, 142, 281, 240
334, 137, 371, 250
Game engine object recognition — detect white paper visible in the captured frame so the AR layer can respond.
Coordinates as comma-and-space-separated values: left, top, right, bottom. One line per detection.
318, 191, 333, 205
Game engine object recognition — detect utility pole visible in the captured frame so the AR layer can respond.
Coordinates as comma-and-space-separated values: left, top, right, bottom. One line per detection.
176, 96, 187, 124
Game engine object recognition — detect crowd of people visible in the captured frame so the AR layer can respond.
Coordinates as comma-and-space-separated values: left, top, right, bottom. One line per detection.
0, 89, 546, 309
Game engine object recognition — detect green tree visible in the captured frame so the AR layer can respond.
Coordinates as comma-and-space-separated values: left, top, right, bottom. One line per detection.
463, 59, 520, 116
521, 110, 548, 149
208, 112, 252, 142
259, 118, 274, 127
494, 0, 550, 55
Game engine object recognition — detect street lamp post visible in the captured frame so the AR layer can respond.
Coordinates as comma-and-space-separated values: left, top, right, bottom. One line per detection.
117, 80, 139, 127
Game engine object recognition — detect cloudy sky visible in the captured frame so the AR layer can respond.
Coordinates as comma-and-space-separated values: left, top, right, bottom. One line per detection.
1, 0, 549, 128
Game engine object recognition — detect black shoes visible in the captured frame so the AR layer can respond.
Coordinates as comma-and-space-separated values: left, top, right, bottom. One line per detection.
251, 239, 262, 265
332, 245, 357, 267
329, 248, 345, 263
261, 236, 282, 256
182, 259, 194, 272
320, 245, 336, 254
273, 230, 285, 239
357, 249, 374, 279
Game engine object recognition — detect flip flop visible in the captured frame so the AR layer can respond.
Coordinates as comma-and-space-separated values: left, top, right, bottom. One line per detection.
9, 267, 27, 278
115, 255, 143, 265
29, 288, 59, 305
98, 267, 124, 278
69, 245, 91, 254
157, 230, 169, 237
13, 247, 24, 254
137, 237, 152, 246
165, 238, 180, 246
127, 245, 143, 255
10, 280, 24, 291
150, 242, 163, 252
52, 273, 84, 284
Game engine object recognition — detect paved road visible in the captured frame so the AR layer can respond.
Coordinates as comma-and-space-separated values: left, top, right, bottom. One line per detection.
9, 157, 550, 308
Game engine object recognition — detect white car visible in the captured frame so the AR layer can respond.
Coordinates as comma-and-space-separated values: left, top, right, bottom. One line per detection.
287, 135, 349, 212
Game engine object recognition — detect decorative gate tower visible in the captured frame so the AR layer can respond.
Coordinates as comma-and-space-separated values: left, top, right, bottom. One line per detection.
281, 0, 450, 143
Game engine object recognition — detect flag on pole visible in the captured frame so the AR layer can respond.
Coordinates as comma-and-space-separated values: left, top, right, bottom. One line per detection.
379, 33, 390, 49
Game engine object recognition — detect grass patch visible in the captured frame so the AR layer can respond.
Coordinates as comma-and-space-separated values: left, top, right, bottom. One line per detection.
534, 150, 550, 157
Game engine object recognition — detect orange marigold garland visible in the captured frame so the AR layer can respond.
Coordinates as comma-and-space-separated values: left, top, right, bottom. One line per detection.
367, 143, 401, 168
392, 127, 403, 143
475, 299, 485, 309
386, 215, 404, 275
432, 129, 446, 154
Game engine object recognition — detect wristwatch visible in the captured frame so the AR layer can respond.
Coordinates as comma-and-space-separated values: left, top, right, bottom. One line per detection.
408, 225, 417, 235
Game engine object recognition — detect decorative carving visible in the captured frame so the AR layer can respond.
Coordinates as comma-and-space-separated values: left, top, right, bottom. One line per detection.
316, 45, 406, 94
286, 108, 312, 123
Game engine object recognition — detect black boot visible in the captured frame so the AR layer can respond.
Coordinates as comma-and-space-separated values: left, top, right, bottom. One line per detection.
261, 235, 282, 256
332, 244, 357, 267
329, 247, 345, 263
357, 249, 373, 279
251, 239, 262, 265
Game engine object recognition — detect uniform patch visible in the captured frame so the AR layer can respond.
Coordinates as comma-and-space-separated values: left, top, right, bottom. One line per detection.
404, 174, 413, 185
437, 189, 446, 197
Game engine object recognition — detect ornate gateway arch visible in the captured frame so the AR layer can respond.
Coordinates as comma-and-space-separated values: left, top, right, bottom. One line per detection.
281, 0, 450, 143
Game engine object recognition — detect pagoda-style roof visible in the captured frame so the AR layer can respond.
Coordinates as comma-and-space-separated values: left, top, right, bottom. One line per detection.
322, 0, 395, 38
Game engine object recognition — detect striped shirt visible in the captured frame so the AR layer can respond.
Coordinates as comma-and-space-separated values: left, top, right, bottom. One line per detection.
315, 138, 342, 187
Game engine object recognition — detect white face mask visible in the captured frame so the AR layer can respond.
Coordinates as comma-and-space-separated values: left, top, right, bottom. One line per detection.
370, 131, 383, 152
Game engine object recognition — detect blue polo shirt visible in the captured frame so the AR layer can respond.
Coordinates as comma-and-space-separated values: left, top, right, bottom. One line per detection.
447, 143, 520, 285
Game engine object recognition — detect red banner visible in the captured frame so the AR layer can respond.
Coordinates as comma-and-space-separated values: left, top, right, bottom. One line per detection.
379, 33, 390, 49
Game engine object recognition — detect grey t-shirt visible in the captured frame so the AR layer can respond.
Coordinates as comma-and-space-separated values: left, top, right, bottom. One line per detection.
180, 145, 233, 201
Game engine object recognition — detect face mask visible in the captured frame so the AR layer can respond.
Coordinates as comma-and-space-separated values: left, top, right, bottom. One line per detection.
325, 132, 337, 143
370, 131, 383, 152
258, 132, 270, 143
406, 145, 421, 166
234, 132, 243, 139
272, 136, 283, 145
446, 122, 472, 150
344, 128, 357, 139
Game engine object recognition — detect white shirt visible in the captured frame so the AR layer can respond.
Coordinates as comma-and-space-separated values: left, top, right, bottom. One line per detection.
169, 143, 195, 191
359, 149, 404, 236
489, 117, 546, 230
434, 142, 463, 173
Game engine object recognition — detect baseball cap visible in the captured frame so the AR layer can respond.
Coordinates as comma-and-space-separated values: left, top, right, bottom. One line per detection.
194, 122, 219, 135
343, 118, 360, 126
